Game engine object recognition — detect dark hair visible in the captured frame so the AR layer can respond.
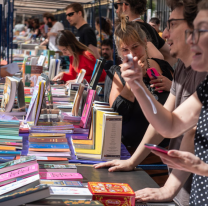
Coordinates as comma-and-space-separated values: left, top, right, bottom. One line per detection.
198, 0, 208, 11
101, 39, 113, 49
166, 0, 202, 28
125, 0, 147, 15
56, 30, 94, 70
95, 17, 112, 35
149, 17, 160, 25
65, 3, 84, 18
34, 18, 39, 25
47, 13, 55, 22
43, 12, 51, 18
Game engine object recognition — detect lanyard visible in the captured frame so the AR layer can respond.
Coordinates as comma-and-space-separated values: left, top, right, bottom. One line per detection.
132, 17, 141, 21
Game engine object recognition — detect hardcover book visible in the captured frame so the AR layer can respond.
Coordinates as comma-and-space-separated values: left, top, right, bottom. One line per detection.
88, 182, 135, 206
39, 172, 83, 180
40, 180, 83, 187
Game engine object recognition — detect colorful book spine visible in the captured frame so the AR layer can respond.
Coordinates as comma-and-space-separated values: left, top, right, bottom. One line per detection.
39, 164, 76, 169
0, 174, 40, 195
29, 138, 67, 143
0, 151, 21, 156
29, 148, 70, 152
39, 172, 83, 180
29, 143, 69, 149
0, 163, 39, 182
40, 180, 82, 187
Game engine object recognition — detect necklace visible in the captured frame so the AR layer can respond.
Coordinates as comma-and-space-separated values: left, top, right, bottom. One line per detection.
147, 58, 151, 69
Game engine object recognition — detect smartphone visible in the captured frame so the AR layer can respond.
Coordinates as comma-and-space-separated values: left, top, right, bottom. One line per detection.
144, 143, 168, 154
126, 54, 134, 69
146, 68, 163, 93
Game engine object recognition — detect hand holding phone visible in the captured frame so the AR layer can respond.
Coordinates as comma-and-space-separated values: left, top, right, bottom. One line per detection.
146, 68, 163, 93
144, 143, 168, 154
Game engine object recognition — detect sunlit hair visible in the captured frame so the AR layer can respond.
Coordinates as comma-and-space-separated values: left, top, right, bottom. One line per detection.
56, 30, 94, 71
198, 0, 208, 10
114, 14, 146, 57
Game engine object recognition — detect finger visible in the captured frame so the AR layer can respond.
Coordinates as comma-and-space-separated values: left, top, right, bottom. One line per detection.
151, 83, 163, 88
168, 150, 183, 158
94, 161, 115, 169
149, 79, 161, 84
123, 55, 128, 63
108, 166, 121, 172
154, 87, 165, 91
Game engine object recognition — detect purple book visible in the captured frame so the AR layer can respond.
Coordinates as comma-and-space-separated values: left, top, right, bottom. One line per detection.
69, 133, 89, 140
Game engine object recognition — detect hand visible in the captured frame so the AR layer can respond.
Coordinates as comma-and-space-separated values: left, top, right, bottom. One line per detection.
52, 72, 64, 81
150, 75, 172, 92
1, 68, 12, 78
135, 186, 174, 202
151, 150, 207, 176
138, 55, 148, 71
120, 56, 144, 88
65, 79, 76, 87
94, 159, 135, 172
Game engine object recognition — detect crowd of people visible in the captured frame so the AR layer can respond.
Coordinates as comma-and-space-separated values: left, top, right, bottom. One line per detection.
12, 0, 208, 205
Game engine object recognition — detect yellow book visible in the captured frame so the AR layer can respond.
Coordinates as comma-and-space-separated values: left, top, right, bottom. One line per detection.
75, 109, 118, 154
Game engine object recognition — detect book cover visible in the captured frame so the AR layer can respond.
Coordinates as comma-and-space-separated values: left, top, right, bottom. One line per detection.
80, 90, 96, 129
40, 180, 83, 187
29, 138, 67, 143
36, 157, 68, 161
39, 164, 76, 169
29, 143, 69, 149
39, 172, 83, 180
29, 133, 66, 138
24, 65, 43, 87
0, 151, 21, 156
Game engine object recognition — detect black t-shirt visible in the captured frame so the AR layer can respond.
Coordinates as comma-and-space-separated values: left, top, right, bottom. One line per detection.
137, 21, 165, 50
77, 24, 97, 47
104, 60, 114, 71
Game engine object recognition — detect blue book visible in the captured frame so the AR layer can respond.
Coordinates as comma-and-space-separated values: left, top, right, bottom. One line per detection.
29, 143, 69, 149
0, 151, 21, 156
90, 59, 98, 81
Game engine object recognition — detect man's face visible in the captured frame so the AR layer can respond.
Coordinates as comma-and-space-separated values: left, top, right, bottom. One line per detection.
66, 8, 80, 27
164, 6, 191, 59
149, 22, 159, 33
101, 45, 113, 60
115, 0, 123, 19
43, 17, 48, 24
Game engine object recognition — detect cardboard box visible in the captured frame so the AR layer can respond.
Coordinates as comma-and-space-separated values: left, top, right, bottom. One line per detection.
88, 182, 135, 206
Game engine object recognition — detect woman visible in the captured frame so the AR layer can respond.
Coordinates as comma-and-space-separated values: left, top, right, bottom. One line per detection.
104, 16, 173, 149
120, 1, 208, 205
95, 17, 112, 50
33, 18, 41, 38
53, 30, 106, 84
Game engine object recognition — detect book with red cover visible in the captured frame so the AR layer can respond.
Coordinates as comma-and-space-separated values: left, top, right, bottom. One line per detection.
88, 182, 135, 206
80, 90, 96, 129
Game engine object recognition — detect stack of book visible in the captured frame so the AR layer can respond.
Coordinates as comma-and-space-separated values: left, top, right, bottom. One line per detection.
28, 133, 71, 164
0, 120, 20, 136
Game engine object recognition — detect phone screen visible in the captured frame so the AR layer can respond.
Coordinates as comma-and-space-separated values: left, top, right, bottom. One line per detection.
144, 144, 168, 154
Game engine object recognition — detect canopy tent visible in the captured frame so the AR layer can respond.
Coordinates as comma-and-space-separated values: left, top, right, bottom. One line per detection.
14, 0, 95, 15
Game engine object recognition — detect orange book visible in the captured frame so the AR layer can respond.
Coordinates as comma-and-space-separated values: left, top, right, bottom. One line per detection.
29, 133, 65, 137
0, 146, 16, 151
88, 182, 135, 206
72, 139, 94, 145
29, 148, 70, 152
38, 157, 68, 161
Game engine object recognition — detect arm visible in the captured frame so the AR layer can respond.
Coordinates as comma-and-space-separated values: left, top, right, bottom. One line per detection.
147, 42, 164, 60
121, 56, 202, 138
47, 32, 58, 38
88, 44, 100, 59
62, 63, 77, 82
135, 127, 195, 202
159, 43, 177, 67
40, 38, 48, 46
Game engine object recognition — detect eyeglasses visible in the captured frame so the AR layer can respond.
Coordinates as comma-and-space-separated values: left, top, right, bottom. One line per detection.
114, 2, 129, 10
167, 19, 185, 31
66, 12, 75, 17
185, 29, 208, 44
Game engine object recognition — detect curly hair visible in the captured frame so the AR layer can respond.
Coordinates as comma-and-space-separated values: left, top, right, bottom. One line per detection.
125, 0, 147, 15
166, 0, 202, 29
198, 0, 208, 11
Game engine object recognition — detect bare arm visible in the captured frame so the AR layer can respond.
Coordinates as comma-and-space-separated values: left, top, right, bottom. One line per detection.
40, 38, 49, 46
159, 43, 177, 67
121, 56, 202, 138
88, 44, 100, 59
147, 42, 164, 60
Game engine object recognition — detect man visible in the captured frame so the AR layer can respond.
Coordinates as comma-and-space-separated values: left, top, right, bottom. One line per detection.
114, 0, 176, 66
149, 17, 163, 38
95, 0, 206, 205
101, 39, 114, 71
40, 13, 64, 51
14, 19, 25, 33
65, 3, 100, 59
42, 12, 50, 38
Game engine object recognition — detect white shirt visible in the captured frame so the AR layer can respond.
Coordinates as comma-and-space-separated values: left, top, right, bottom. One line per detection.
48, 22, 64, 51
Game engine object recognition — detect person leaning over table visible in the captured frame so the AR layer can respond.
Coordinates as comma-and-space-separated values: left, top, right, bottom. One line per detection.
118, 1, 208, 205
52, 30, 106, 86
103, 15, 173, 150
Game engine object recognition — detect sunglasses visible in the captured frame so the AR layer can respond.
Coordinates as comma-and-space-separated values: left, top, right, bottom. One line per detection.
114, 2, 129, 10
66, 12, 76, 17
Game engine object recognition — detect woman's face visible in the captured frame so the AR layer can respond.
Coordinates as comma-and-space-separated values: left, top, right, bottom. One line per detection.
188, 10, 208, 72
120, 39, 146, 60
58, 46, 72, 56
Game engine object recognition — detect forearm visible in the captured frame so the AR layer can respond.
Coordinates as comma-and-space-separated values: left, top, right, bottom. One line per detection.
40, 39, 48, 46
130, 124, 165, 167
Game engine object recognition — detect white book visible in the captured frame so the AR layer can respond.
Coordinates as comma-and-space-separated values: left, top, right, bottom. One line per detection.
30, 57, 39, 66
101, 114, 122, 161
48, 187, 92, 200
37, 55, 46, 66
0, 174, 40, 195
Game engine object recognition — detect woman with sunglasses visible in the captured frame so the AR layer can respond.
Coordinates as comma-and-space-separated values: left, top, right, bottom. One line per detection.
103, 16, 173, 150
120, 1, 208, 205
53, 30, 106, 85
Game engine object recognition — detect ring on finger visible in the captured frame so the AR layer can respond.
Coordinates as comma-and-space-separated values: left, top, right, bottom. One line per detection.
160, 78, 162, 83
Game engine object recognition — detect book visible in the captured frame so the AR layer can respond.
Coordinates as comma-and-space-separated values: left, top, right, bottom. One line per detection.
80, 89, 96, 129
39, 164, 76, 170
23, 65, 43, 87
48, 59, 61, 80
29, 138, 68, 143
26, 200, 103, 206
0, 184, 50, 206
39, 172, 83, 180
1, 62, 19, 75
48, 187, 92, 200
29, 143, 69, 149
88, 182, 135, 206
40, 180, 83, 187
